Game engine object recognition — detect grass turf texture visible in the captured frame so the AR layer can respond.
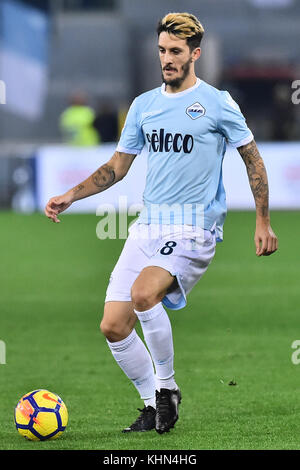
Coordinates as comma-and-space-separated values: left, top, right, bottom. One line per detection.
0, 210, 299, 450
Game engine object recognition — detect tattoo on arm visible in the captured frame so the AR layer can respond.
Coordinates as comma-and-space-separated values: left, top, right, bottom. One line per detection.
92, 164, 116, 190
72, 183, 85, 195
71, 164, 116, 200
238, 140, 269, 218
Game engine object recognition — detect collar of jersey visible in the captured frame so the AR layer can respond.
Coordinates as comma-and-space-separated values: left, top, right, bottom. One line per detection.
160, 77, 202, 98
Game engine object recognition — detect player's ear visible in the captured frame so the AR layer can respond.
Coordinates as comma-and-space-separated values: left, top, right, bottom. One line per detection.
192, 47, 201, 62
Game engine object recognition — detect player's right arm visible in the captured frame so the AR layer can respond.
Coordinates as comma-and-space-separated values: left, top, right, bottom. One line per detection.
44, 151, 136, 223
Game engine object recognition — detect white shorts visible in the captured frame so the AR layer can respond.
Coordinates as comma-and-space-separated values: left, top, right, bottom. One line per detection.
105, 222, 216, 310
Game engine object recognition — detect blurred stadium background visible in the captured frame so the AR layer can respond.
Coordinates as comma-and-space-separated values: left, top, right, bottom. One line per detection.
0, 0, 299, 212
1, 0, 300, 451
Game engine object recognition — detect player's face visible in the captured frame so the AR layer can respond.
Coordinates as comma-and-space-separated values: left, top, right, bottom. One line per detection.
158, 32, 198, 89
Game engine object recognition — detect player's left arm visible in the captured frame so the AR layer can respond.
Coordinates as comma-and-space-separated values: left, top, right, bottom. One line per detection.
237, 139, 278, 256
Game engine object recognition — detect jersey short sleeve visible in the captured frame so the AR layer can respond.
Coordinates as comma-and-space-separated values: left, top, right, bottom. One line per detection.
218, 91, 253, 148
116, 98, 145, 155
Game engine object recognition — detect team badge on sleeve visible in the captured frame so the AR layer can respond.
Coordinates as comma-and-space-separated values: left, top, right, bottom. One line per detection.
186, 102, 206, 120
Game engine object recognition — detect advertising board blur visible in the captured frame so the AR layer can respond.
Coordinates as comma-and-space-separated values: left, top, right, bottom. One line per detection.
35, 142, 300, 213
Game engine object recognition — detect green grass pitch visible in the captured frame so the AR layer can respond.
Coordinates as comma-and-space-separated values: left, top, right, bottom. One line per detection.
0, 210, 299, 450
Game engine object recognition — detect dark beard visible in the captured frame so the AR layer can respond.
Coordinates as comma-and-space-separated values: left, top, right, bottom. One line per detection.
162, 57, 192, 90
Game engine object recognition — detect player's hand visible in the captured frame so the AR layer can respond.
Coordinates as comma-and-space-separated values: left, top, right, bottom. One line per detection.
44, 193, 73, 223
254, 221, 278, 256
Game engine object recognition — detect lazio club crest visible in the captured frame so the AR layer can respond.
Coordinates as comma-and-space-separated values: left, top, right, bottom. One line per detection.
186, 102, 206, 120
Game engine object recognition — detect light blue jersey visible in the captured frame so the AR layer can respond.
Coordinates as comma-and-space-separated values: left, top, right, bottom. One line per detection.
117, 78, 253, 241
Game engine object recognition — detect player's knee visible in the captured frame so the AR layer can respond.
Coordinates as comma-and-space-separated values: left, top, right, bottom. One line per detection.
131, 285, 159, 312
100, 318, 128, 342
100, 320, 120, 341
99, 319, 108, 336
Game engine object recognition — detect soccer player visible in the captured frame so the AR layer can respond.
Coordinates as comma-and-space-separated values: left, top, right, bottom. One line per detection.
45, 12, 278, 434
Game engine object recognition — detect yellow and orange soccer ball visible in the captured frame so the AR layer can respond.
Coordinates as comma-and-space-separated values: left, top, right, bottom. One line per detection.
15, 389, 68, 441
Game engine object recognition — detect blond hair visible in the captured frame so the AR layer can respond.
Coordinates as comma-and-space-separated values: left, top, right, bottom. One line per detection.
157, 12, 204, 49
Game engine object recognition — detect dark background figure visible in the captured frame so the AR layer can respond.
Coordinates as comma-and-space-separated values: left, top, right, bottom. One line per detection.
270, 83, 296, 141
93, 100, 119, 143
